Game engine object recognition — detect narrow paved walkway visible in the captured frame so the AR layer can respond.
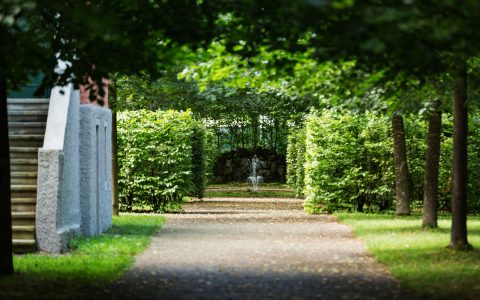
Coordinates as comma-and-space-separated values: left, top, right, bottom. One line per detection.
108, 198, 405, 299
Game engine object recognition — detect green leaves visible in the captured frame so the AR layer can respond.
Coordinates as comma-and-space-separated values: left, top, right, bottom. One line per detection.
300, 110, 419, 213
286, 125, 306, 198
291, 109, 480, 214
118, 110, 207, 212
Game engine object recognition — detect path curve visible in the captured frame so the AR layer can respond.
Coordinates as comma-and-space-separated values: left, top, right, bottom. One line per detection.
107, 198, 405, 299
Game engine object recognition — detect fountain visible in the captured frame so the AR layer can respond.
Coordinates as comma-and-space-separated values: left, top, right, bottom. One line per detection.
247, 155, 264, 192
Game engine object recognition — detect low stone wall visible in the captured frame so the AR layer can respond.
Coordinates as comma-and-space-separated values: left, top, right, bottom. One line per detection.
79, 105, 112, 236
37, 85, 81, 253
213, 148, 286, 183
36, 85, 112, 253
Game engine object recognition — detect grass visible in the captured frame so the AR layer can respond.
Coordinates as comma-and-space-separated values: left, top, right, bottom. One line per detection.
334, 213, 480, 300
0, 214, 165, 300
205, 182, 297, 198
207, 182, 291, 189
205, 190, 296, 198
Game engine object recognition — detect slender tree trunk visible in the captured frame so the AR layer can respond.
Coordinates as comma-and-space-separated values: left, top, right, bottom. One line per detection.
274, 119, 279, 152
449, 64, 472, 250
110, 78, 119, 216
252, 115, 259, 152
232, 126, 237, 150
241, 121, 245, 149
423, 100, 442, 228
0, 78, 14, 275
229, 126, 234, 150
392, 114, 411, 216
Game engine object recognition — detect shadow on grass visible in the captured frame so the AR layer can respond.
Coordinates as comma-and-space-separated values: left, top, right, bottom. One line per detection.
335, 213, 480, 236
336, 212, 480, 300
204, 191, 297, 198
0, 215, 165, 300
374, 247, 480, 300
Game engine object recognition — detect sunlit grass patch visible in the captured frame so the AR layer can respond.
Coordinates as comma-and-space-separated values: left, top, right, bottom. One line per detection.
204, 189, 296, 198
205, 182, 296, 198
0, 215, 164, 300
335, 213, 480, 299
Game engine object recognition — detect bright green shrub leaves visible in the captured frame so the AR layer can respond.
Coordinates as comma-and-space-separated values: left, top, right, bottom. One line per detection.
291, 110, 480, 213
302, 110, 393, 213
286, 126, 306, 198
191, 124, 206, 200
118, 110, 210, 212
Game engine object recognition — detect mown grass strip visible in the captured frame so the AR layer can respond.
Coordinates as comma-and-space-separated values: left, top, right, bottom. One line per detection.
335, 213, 480, 300
205, 182, 296, 198
205, 190, 296, 198
0, 215, 164, 300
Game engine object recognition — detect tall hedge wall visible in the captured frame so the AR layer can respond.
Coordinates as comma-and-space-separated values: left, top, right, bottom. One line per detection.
118, 110, 210, 212
286, 126, 306, 198
287, 109, 480, 214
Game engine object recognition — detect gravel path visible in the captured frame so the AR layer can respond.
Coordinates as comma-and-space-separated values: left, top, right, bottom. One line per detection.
107, 198, 406, 300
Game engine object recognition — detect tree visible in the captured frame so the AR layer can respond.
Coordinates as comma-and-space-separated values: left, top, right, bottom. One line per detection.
0, 79, 13, 275
423, 100, 442, 228
0, 0, 222, 274
0, 0, 52, 275
213, 0, 480, 249
450, 64, 471, 249
392, 114, 410, 216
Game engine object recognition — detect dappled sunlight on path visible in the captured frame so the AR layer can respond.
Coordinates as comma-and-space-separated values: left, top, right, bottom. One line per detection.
106, 198, 408, 300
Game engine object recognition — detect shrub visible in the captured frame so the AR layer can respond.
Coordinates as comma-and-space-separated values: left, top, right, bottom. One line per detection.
295, 109, 480, 214
286, 126, 306, 197
191, 124, 206, 199
203, 128, 217, 184
118, 109, 206, 212
302, 110, 394, 213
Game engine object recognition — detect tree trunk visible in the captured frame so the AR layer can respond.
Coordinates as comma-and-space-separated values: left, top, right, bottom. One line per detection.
110, 78, 119, 216
229, 126, 234, 150
274, 119, 279, 152
252, 115, 259, 152
422, 101, 442, 228
392, 114, 411, 216
0, 78, 14, 275
449, 64, 472, 250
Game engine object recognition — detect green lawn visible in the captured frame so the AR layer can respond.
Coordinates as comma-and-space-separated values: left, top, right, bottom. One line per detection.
204, 189, 296, 198
207, 182, 291, 189
0, 214, 164, 300
205, 182, 296, 198
335, 213, 480, 300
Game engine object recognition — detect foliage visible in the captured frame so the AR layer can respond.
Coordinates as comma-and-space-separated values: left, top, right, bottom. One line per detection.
203, 129, 217, 183
204, 190, 295, 199
296, 109, 480, 213
0, 215, 164, 299
466, 114, 480, 213
335, 213, 480, 300
303, 110, 394, 213
286, 125, 306, 198
118, 110, 209, 212
191, 124, 206, 199
205, 182, 295, 198
117, 70, 290, 155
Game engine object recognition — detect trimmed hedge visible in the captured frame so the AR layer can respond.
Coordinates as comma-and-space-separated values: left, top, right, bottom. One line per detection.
302, 110, 395, 213
118, 110, 210, 212
288, 109, 480, 214
191, 124, 206, 199
286, 126, 306, 198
